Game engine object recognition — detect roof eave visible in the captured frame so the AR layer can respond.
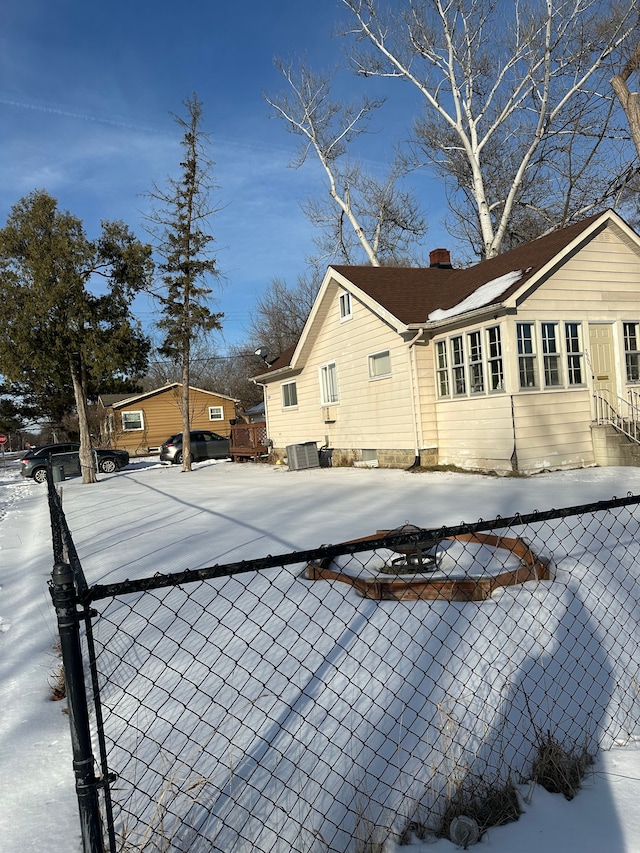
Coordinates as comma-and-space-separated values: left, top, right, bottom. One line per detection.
253, 365, 302, 382
407, 303, 514, 333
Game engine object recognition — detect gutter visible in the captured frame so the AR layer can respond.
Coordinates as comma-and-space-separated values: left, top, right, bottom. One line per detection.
406, 328, 426, 469
406, 302, 513, 334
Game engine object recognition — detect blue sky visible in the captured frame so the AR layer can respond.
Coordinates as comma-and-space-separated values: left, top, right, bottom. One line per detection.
0, 0, 447, 351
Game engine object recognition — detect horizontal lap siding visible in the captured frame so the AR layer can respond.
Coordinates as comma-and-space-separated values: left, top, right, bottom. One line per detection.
520, 229, 640, 318
512, 391, 593, 472
115, 389, 235, 454
264, 284, 415, 451
436, 394, 514, 471
414, 342, 438, 448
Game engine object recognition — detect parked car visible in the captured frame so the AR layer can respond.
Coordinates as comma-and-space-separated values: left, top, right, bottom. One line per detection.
20, 443, 130, 483
159, 430, 230, 464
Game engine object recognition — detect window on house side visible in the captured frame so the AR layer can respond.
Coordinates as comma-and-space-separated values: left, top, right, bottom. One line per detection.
486, 326, 504, 391
282, 381, 298, 408
517, 323, 538, 388
541, 322, 562, 387
565, 323, 584, 385
467, 330, 484, 393
450, 335, 466, 395
319, 362, 339, 404
624, 322, 640, 382
122, 410, 144, 431
339, 292, 352, 320
208, 406, 224, 421
368, 350, 391, 379
436, 341, 449, 397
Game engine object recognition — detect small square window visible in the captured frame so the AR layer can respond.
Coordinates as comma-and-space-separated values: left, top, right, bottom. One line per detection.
368, 350, 391, 378
282, 381, 298, 408
208, 406, 224, 421
122, 411, 143, 431
339, 292, 352, 320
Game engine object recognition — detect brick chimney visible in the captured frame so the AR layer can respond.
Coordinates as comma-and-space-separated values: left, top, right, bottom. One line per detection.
429, 248, 452, 269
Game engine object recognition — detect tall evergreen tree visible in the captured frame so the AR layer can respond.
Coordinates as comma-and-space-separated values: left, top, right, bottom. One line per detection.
0, 190, 153, 483
147, 94, 222, 472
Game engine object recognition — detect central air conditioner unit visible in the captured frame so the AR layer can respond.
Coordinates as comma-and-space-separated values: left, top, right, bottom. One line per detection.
286, 442, 320, 471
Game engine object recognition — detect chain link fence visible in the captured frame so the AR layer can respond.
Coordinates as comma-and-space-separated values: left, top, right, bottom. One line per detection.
48, 477, 640, 852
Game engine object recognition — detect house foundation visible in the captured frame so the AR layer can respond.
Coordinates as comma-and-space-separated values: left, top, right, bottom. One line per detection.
274, 446, 439, 470
591, 424, 640, 467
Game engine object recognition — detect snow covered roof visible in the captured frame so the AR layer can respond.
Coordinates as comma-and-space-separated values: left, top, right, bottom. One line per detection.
332, 210, 613, 327
428, 270, 523, 321
260, 209, 636, 376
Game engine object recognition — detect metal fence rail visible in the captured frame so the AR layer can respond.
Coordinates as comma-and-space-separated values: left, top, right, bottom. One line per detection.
47, 476, 640, 852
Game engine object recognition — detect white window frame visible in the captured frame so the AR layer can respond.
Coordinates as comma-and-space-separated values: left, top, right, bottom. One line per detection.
436, 340, 450, 397
517, 323, 538, 389
208, 406, 224, 421
517, 321, 586, 391
121, 410, 144, 431
624, 322, 640, 383
564, 322, 585, 386
541, 322, 562, 387
486, 326, 504, 391
435, 324, 505, 398
281, 381, 298, 408
467, 330, 484, 393
368, 349, 391, 379
450, 335, 466, 395
319, 361, 339, 405
339, 292, 352, 321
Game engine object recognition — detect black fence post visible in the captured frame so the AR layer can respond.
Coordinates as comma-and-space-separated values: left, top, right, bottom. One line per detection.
51, 561, 105, 853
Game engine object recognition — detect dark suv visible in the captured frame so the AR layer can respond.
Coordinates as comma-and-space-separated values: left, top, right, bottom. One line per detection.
160, 431, 230, 464
20, 443, 130, 482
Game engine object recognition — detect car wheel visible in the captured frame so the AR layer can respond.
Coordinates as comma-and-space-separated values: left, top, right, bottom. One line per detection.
175, 451, 192, 465
99, 458, 117, 474
33, 468, 48, 483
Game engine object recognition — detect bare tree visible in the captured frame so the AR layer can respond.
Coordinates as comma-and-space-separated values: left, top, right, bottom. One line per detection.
143, 341, 264, 410
340, 0, 638, 258
266, 60, 427, 266
247, 271, 321, 357
612, 37, 640, 158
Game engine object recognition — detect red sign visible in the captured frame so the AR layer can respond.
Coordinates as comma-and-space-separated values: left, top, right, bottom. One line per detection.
0, 435, 6, 445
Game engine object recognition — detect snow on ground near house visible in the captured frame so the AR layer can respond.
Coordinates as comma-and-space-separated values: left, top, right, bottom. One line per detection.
2, 457, 640, 850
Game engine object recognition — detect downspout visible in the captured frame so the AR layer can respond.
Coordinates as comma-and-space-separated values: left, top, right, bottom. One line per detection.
406, 328, 426, 470
251, 378, 268, 418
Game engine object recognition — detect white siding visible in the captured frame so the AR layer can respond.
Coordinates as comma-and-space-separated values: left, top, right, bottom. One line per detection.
436, 394, 514, 472
414, 340, 438, 449
264, 222, 640, 471
428, 224, 640, 471
512, 391, 594, 472
263, 281, 416, 452
518, 228, 640, 320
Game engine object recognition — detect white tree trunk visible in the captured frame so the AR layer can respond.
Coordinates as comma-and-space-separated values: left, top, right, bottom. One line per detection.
70, 359, 97, 485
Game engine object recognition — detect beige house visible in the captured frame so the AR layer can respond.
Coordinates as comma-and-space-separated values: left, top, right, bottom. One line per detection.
99, 383, 238, 456
255, 210, 640, 474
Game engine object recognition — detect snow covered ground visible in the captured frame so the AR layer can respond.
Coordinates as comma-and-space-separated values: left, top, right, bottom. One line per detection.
2, 456, 640, 851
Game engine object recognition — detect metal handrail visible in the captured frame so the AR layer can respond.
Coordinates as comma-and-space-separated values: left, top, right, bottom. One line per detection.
593, 390, 640, 444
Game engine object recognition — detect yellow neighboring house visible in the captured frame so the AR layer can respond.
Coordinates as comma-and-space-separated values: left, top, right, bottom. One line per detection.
99, 383, 239, 456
